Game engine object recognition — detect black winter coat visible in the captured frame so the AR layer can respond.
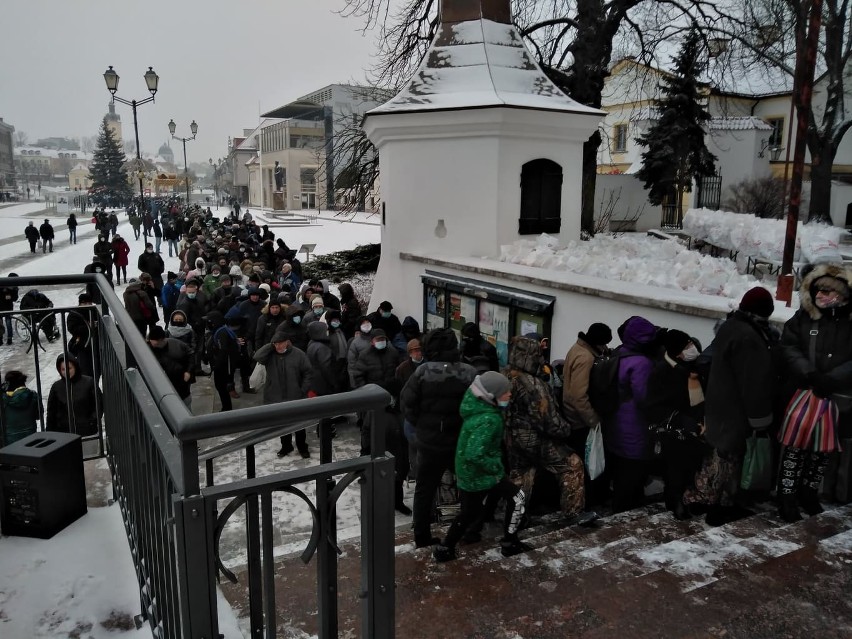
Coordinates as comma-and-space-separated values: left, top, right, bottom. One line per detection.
0, 284, 18, 312
703, 311, 775, 456
150, 338, 192, 399
46, 355, 101, 435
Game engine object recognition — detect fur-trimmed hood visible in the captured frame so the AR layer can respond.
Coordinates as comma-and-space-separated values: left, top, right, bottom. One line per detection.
799, 262, 852, 320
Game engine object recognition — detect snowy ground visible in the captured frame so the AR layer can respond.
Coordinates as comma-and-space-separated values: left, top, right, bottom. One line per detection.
0, 202, 380, 639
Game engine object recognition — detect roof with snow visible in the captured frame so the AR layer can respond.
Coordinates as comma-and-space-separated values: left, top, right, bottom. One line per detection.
709, 116, 773, 131
368, 7, 602, 117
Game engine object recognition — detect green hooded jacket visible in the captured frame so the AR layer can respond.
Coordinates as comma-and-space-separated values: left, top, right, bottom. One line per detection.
455, 389, 506, 492
2, 387, 40, 446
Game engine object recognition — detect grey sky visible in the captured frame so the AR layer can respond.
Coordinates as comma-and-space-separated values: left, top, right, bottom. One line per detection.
0, 0, 381, 166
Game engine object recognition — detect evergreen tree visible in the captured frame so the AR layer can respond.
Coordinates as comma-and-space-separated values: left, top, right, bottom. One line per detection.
89, 118, 131, 206
636, 27, 717, 229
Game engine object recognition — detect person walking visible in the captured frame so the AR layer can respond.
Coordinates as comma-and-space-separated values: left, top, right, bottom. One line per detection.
137, 242, 165, 300
148, 325, 193, 410
24, 222, 39, 253
46, 353, 101, 436
111, 234, 131, 285
0, 273, 19, 345
93, 234, 114, 284
39, 219, 54, 253
123, 273, 159, 337
67, 213, 78, 244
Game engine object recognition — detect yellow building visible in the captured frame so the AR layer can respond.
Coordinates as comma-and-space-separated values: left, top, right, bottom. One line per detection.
68, 163, 92, 190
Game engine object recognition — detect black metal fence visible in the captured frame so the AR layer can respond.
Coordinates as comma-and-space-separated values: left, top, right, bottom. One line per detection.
0, 274, 395, 639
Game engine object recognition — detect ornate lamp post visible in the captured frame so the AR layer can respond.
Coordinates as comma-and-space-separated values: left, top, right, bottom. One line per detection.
103, 65, 159, 209
168, 119, 197, 205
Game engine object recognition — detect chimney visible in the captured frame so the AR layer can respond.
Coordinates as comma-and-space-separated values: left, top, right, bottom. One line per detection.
441, 0, 511, 24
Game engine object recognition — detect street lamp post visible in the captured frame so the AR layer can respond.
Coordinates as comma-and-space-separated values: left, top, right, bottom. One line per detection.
168, 119, 197, 205
103, 65, 159, 211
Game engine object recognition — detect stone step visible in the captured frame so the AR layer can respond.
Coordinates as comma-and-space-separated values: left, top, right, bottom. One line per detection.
218, 502, 852, 638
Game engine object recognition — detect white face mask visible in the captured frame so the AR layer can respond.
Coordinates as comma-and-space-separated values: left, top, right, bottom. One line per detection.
360, 323, 371, 334
680, 344, 700, 362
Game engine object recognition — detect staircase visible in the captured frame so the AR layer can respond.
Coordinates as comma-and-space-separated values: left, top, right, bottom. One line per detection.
219, 500, 852, 638
264, 211, 313, 227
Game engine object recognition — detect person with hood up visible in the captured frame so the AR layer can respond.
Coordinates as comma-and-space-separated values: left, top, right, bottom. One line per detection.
400, 316, 422, 344
206, 311, 240, 411
148, 325, 193, 409
67, 293, 98, 379
124, 273, 159, 337
684, 287, 776, 525
46, 353, 101, 436
503, 335, 595, 524
202, 264, 222, 299
324, 309, 350, 392
645, 329, 708, 520
777, 264, 852, 521
254, 327, 315, 458
186, 257, 207, 283
282, 304, 309, 352
93, 234, 114, 282
401, 328, 478, 547
67, 212, 78, 244
137, 242, 165, 295
255, 298, 286, 347
167, 310, 196, 374
338, 283, 362, 340
433, 372, 529, 562
460, 321, 500, 373
306, 321, 342, 445
161, 272, 181, 327
1, 370, 41, 446
111, 234, 131, 284
237, 288, 265, 352
600, 316, 659, 513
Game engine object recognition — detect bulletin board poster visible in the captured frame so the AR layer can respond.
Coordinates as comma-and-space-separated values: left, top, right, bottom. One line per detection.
449, 294, 478, 334
479, 301, 511, 367
515, 310, 544, 338
425, 313, 445, 331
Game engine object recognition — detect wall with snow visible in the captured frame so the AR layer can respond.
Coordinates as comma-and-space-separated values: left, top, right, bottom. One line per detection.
705, 128, 772, 205
829, 181, 852, 227
364, 106, 601, 310
596, 174, 660, 231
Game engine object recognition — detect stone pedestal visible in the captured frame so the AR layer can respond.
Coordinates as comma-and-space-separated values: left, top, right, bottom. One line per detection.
272, 192, 286, 211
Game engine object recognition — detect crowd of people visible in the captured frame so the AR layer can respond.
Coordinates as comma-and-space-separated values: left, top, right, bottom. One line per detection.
4, 199, 852, 567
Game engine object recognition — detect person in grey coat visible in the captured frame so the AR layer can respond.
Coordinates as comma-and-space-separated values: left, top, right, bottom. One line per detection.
684, 287, 776, 526
254, 327, 315, 458
346, 315, 375, 387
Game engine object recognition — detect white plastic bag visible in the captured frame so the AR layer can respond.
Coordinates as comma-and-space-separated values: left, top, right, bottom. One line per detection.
585, 424, 605, 480
249, 363, 266, 389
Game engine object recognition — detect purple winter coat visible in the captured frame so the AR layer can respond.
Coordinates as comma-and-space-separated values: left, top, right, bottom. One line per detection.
603, 316, 657, 460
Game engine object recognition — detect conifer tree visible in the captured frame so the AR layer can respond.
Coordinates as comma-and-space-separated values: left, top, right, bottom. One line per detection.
89, 118, 131, 205
636, 27, 717, 228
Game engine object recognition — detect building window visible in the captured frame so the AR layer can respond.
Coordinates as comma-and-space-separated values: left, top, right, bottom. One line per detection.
519, 159, 563, 235
613, 124, 628, 153
765, 117, 784, 146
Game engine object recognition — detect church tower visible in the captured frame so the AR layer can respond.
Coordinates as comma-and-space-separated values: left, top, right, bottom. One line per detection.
104, 101, 123, 144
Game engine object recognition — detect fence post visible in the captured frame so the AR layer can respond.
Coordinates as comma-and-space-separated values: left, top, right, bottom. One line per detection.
174, 495, 218, 639
360, 454, 396, 639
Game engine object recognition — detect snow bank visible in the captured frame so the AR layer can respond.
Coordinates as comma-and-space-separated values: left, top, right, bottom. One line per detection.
683, 208, 842, 264
499, 232, 768, 299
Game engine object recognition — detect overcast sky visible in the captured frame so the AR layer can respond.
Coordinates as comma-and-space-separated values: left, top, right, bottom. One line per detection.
0, 0, 385, 166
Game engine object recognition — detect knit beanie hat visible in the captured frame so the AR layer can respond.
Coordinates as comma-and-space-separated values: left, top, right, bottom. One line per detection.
311, 295, 325, 308
739, 287, 775, 318
662, 329, 691, 359
583, 322, 612, 346
469, 372, 511, 406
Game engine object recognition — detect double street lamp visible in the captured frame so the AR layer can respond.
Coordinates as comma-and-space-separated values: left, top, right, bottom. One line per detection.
169, 119, 198, 205
103, 65, 159, 209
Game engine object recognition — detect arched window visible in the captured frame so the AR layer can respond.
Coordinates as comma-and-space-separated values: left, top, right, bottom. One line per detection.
519, 159, 563, 235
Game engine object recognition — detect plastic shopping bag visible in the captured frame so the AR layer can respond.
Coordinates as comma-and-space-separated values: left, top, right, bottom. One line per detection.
585, 424, 605, 480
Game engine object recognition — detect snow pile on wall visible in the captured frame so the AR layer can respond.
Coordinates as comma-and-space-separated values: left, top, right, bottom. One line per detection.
500, 233, 766, 298
683, 208, 842, 263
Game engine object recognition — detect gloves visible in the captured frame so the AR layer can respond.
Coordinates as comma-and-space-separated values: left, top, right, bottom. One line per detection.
306, 390, 318, 399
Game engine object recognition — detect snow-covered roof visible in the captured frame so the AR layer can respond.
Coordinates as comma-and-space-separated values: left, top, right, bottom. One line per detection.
16, 147, 91, 160
70, 162, 88, 172
368, 17, 602, 117
709, 116, 773, 131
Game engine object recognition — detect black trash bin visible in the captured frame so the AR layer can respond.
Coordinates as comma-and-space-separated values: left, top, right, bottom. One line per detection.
0, 431, 87, 538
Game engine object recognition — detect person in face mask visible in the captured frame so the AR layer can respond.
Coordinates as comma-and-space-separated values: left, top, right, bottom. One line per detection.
347, 315, 375, 389
368, 300, 405, 352
645, 329, 708, 521
282, 305, 309, 351
396, 338, 425, 480
323, 309, 350, 392
777, 264, 852, 521
148, 325, 193, 409
304, 294, 326, 327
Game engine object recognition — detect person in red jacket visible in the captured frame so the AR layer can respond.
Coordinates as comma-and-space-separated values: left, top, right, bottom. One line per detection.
111, 234, 131, 284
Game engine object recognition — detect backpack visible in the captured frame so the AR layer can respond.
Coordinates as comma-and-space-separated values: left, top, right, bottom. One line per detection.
588, 351, 630, 417
205, 325, 233, 363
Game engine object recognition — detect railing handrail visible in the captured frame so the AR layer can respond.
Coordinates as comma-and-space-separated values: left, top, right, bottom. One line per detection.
198, 419, 316, 463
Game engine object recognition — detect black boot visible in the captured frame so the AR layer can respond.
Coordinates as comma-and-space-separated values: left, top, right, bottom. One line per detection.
778, 494, 803, 523
394, 481, 412, 516
500, 535, 533, 558
798, 487, 824, 516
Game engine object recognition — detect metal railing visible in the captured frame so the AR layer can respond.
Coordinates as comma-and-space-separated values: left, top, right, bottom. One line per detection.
0, 274, 395, 639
